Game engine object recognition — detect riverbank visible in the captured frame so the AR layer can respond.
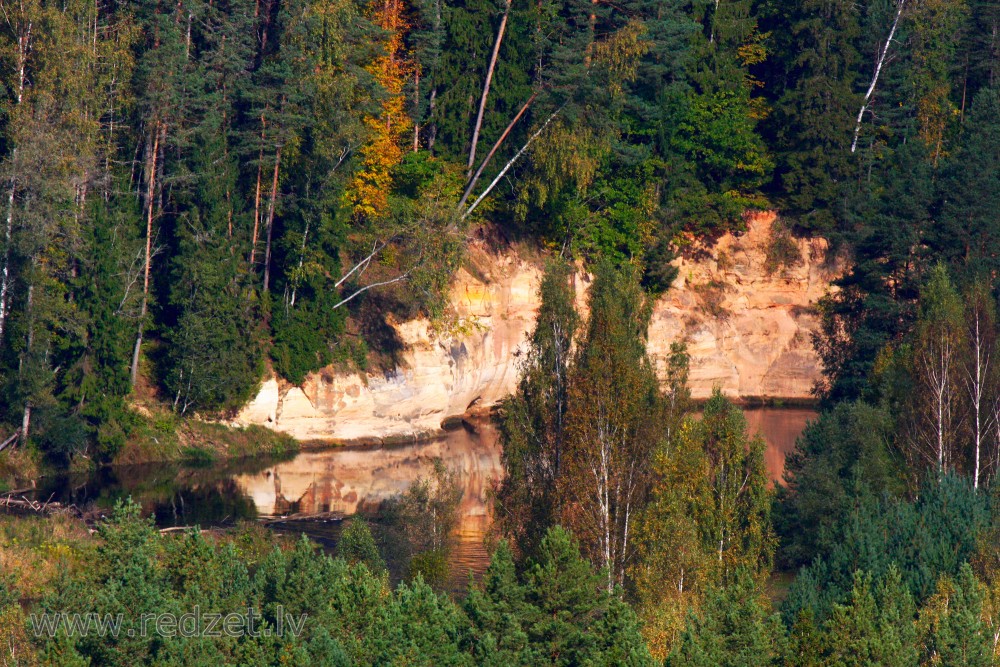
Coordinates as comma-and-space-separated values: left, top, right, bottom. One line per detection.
118, 407, 300, 466
232, 216, 838, 443
0, 405, 301, 491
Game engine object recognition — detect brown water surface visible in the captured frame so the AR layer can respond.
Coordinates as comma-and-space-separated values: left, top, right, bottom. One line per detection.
32, 408, 814, 593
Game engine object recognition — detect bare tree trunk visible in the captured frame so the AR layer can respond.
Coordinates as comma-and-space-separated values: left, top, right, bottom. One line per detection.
289, 219, 308, 308
993, 398, 1000, 486
0, 159, 15, 349
413, 70, 420, 152
467, 0, 511, 178
852, 0, 905, 153
0, 20, 31, 350
966, 313, 989, 488
20, 283, 34, 445
461, 103, 560, 220
250, 114, 266, 268
585, 0, 598, 64
459, 92, 538, 211
262, 144, 281, 293
130, 125, 161, 387
427, 87, 437, 152
922, 329, 955, 474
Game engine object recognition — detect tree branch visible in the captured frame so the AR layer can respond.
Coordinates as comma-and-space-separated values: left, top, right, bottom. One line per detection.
332, 269, 414, 311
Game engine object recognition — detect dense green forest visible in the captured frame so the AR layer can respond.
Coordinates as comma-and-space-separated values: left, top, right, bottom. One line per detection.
1, 0, 998, 461
7, 260, 1000, 664
2, 0, 1000, 663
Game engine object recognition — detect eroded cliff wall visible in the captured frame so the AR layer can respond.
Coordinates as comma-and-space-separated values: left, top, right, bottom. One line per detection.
235, 212, 841, 442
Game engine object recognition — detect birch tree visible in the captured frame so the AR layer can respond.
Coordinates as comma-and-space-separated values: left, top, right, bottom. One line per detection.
908, 263, 965, 475
633, 390, 772, 659
0, 0, 107, 446
0, 0, 35, 350
851, 0, 906, 152
561, 260, 663, 593
962, 281, 997, 488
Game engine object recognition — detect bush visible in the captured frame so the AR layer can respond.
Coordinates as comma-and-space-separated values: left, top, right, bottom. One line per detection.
764, 223, 802, 275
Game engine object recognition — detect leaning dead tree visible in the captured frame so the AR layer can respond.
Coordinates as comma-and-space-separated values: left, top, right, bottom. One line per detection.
467, 0, 513, 179
460, 106, 563, 221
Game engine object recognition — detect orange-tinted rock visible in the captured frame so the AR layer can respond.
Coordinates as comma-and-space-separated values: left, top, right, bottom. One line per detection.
235, 213, 842, 441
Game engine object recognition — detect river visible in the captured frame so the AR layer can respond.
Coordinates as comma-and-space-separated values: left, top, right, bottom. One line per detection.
32, 408, 815, 592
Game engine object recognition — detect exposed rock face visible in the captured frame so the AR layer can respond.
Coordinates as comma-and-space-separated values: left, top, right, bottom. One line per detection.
650, 212, 841, 400
235, 212, 841, 442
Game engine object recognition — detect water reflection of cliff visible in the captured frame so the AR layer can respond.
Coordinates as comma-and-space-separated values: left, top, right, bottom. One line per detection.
234, 409, 815, 523
744, 408, 816, 486
232, 408, 815, 546
233, 422, 503, 528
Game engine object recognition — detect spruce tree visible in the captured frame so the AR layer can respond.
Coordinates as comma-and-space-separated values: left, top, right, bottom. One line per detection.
764, 0, 862, 232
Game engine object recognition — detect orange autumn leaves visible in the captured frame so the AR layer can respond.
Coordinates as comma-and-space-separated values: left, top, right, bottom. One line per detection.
345, 0, 413, 221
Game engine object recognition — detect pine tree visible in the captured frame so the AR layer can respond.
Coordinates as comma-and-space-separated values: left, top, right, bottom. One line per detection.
462, 541, 533, 665
765, 0, 862, 232
822, 568, 918, 667
666, 568, 784, 667
519, 526, 654, 666
918, 564, 991, 666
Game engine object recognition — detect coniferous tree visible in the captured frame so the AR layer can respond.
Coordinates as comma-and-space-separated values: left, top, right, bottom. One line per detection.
918, 563, 991, 666
666, 568, 785, 667
814, 140, 933, 402
764, 0, 861, 232
775, 401, 904, 568
821, 568, 918, 667
933, 86, 1000, 283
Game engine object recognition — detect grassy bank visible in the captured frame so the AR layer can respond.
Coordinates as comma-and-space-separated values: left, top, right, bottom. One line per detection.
116, 406, 299, 467
0, 406, 299, 491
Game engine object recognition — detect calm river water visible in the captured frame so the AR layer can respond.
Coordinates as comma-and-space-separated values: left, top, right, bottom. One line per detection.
33, 408, 815, 592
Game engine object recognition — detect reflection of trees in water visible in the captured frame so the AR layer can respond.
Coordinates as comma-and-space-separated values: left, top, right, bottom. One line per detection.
149, 478, 258, 527
35, 462, 268, 525
32, 452, 295, 525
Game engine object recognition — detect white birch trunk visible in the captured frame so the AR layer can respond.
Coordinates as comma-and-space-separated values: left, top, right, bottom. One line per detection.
0, 20, 30, 349
852, 0, 905, 152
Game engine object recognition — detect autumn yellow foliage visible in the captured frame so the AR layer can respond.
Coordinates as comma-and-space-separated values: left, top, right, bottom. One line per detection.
345, 0, 412, 221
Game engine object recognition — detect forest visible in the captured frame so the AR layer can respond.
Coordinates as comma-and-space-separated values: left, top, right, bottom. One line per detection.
0, 0, 1000, 662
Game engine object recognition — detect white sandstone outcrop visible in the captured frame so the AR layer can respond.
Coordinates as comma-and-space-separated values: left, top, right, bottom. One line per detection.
235, 212, 841, 442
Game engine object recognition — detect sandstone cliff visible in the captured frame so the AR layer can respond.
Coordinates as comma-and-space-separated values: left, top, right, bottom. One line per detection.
235, 212, 841, 442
